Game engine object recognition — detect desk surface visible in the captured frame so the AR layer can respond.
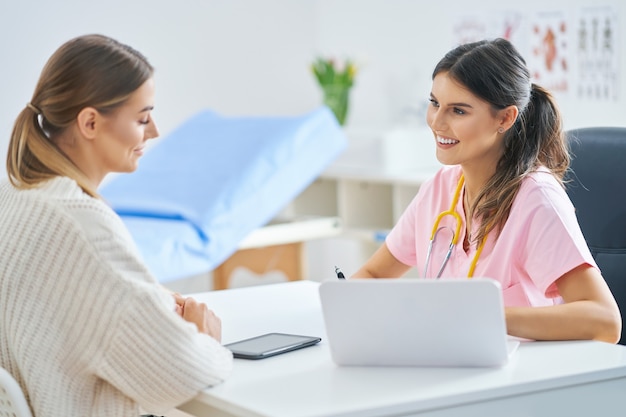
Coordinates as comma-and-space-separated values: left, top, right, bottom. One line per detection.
179, 281, 626, 417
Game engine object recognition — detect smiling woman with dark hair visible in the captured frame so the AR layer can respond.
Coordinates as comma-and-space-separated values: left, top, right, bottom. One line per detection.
352, 38, 621, 344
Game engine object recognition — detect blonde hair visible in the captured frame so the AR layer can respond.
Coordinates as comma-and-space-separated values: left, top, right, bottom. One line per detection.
6, 34, 154, 197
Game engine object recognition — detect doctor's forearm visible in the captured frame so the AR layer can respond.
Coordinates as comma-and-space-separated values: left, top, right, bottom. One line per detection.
505, 301, 621, 343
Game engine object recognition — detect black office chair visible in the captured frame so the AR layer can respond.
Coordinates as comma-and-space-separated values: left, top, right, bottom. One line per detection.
565, 127, 626, 344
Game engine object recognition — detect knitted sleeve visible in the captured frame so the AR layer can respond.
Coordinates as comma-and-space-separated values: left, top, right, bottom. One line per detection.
97, 281, 234, 413
64, 197, 234, 413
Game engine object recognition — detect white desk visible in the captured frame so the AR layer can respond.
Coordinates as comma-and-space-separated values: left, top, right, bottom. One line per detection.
178, 281, 626, 417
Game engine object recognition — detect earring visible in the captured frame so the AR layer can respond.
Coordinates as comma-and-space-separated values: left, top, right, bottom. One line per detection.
498, 127, 504, 133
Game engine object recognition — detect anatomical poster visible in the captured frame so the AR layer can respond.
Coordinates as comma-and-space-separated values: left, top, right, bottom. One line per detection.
575, 6, 619, 101
527, 10, 570, 95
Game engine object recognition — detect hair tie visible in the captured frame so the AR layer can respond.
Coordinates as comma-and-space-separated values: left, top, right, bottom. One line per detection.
27, 102, 50, 138
26, 102, 42, 114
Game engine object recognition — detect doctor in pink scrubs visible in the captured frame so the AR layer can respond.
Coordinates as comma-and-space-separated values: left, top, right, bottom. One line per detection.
352, 38, 621, 344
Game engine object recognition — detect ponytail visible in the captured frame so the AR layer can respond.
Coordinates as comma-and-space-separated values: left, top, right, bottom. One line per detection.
7, 104, 97, 197
521, 84, 569, 181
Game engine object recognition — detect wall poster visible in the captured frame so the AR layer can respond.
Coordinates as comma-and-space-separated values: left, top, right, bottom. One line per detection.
575, 6, 619, 101
527, 10, 570, 95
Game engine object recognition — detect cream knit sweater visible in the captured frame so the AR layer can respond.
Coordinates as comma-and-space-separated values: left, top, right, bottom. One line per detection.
0, 176, 233, 417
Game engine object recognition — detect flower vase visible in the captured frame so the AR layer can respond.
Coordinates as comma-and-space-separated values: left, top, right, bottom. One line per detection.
322, 84, 351, 126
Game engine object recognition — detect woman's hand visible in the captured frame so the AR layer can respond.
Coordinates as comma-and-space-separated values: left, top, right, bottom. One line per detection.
171, 292, 223, 342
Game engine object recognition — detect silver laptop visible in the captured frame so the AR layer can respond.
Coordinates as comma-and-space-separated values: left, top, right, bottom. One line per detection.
319, 278, 519, 367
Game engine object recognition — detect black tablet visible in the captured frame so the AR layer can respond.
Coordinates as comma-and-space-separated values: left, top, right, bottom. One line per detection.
224, 332, 322, 360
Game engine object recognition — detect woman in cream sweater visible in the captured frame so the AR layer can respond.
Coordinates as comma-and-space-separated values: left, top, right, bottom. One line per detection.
0, 34, 233, 417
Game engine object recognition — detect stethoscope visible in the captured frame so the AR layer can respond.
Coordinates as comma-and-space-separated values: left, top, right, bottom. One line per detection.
423, 175, 487, 278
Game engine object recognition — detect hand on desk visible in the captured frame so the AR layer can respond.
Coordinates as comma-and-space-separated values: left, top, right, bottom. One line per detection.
172, 292, 223, 342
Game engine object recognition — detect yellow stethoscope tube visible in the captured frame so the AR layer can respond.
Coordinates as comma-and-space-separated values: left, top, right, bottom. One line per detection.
423, 175, 487, 278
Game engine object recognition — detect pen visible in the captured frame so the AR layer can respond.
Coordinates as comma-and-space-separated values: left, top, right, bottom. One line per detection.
334, 266, 345, 279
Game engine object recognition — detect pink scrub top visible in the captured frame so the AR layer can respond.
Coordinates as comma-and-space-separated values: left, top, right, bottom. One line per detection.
386, 165, 597, 307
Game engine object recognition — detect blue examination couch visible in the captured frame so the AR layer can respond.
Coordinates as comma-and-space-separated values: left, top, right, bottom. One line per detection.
100, 106, 347, 283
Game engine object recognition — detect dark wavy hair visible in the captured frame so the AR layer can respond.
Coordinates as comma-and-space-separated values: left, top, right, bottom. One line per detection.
433, 37, 569, 244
